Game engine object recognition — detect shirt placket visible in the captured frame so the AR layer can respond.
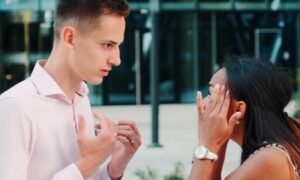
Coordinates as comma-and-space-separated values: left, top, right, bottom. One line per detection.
72, 100, 78, 134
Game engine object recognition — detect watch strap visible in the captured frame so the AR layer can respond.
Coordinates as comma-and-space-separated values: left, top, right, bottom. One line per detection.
193, 145, 218, 161
206, 150, 218, 161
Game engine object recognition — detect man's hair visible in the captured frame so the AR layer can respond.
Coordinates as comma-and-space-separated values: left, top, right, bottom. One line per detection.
54, 0, 129, 39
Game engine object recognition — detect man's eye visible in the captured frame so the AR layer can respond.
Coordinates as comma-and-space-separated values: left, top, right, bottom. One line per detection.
103, 44, 113, 48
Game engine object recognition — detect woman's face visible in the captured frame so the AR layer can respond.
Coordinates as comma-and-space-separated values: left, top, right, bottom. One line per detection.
205, 68, 237, 120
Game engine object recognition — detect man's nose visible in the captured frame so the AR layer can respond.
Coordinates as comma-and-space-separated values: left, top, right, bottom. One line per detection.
108, 48, 121, 66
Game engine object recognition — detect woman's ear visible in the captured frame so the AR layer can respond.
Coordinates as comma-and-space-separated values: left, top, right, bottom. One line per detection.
236, 101, 246, 120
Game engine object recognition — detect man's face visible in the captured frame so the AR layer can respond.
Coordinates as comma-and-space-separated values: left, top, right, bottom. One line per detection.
70, 14, 125, 84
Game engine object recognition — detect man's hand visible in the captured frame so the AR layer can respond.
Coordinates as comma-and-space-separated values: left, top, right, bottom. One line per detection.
108, 120, 141, 179
76, 112, 116, 179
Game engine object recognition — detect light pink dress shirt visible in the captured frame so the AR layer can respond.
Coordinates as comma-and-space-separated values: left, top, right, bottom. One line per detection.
0, 60, 111, 180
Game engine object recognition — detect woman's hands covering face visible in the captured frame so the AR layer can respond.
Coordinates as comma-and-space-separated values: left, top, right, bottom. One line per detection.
197, 84, 241, 153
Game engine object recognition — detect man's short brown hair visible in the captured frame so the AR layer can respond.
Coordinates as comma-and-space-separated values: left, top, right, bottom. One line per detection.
54, 0, 129, 39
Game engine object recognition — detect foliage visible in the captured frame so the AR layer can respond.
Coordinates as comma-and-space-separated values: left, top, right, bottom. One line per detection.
134, 162, 185, 180
134, 166, 159, 180
163, 162, 185, 180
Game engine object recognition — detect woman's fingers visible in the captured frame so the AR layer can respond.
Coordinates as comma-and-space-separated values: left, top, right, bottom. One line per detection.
213, 85, 226, 114
205, 84, 221, 113
197, 91, 205, 118
228, 111, 242, 129
219, 90, 230, 118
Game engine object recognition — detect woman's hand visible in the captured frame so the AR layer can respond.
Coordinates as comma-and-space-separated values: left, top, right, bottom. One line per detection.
197, 84, 241, 153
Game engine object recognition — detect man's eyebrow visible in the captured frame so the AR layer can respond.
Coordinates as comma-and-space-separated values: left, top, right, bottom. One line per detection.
101, 40, 118, 45
208, 83, 214, 88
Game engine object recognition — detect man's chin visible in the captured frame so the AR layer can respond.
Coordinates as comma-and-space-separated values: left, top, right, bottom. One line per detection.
86, 78, 104, 85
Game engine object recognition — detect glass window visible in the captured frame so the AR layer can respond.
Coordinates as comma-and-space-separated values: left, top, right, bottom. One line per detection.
0, 0, 39, 11
127, 0, 148, 2
159, 12, 197, 103
216, 12, 297, 84
162, 0, 195, 2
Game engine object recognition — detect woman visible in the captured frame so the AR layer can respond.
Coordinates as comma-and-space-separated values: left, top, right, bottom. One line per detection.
189, 57, 300, 180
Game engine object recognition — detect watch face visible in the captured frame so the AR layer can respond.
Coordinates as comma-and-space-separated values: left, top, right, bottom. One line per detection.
194, 146, 208, 158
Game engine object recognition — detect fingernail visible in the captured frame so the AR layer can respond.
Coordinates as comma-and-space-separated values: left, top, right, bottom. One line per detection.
236, 112, 241, 118
197, 91, 201, 96
221, 85, 225, 92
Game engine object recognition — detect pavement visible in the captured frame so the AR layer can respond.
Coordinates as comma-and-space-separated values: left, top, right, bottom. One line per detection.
93, 104, 242, 180
93, 102, 298, 180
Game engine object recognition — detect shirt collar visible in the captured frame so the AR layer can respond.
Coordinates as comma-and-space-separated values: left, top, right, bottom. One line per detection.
30, 60, 89, 98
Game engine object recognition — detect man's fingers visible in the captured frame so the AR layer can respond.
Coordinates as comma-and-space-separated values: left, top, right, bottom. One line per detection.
117, 120, 141, 137
93, 111, 114, 134
94, 124, 101, 129
116, 134, 141, 149
117, 129, 138, 141
92, 111, 106, 123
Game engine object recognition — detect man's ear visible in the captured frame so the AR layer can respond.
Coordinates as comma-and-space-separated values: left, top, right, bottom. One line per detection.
61, 26, 76, 49
236, 101, 246, 120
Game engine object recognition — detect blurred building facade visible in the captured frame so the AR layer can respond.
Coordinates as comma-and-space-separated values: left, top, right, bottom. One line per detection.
0, 0, 299, 105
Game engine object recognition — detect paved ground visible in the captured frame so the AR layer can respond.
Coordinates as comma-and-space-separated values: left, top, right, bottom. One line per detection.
93, 104, 242, 180
93, 102, 298, 180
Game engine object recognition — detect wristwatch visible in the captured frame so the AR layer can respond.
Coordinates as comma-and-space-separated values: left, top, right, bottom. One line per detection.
193, 145, 218, 161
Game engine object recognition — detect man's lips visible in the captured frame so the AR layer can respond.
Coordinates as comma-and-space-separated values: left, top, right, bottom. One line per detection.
100, 70, 110, 76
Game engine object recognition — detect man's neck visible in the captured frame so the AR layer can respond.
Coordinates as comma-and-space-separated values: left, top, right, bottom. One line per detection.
44, 46, 82, 102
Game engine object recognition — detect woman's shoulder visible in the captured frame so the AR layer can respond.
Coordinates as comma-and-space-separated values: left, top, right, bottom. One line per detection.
226, 145, 295, 180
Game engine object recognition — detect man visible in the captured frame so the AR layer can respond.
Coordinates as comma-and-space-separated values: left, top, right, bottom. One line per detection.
0, 0, 141, 179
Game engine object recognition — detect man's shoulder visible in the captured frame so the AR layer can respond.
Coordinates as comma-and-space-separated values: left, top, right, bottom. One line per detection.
0, 78, 36, 101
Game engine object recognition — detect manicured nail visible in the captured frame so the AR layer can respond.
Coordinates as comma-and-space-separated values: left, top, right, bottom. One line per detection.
197, 91, 201, 96
221, 85, 225, 92
215, 83, 220, 90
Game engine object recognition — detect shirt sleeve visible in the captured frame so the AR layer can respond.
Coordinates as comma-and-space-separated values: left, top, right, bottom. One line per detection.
51, 164, 84, 180
98, 160, 112, 180
51, 162, 112, 180
0, 97, 33, 179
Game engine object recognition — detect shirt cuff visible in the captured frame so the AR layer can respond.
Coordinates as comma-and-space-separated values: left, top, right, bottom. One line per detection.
52, 163, 84, 180
99, 160, 112, 180
106, 163, 123, 180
